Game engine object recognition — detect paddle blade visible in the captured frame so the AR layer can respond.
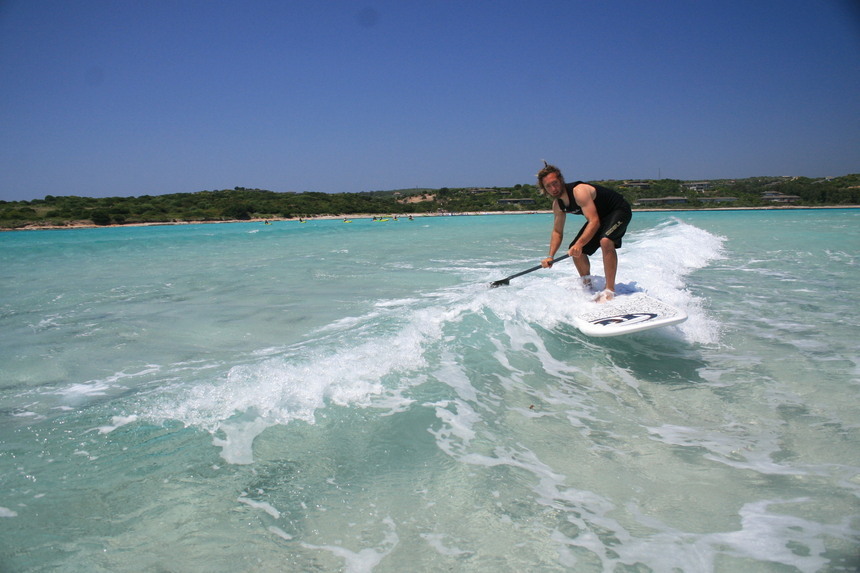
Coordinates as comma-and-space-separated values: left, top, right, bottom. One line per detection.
489, 279, 510, 288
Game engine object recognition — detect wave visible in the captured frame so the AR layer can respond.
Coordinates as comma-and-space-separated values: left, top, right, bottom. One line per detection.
141, 219, 726, 465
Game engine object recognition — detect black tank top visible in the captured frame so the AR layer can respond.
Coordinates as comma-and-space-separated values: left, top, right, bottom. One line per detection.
556, 181, 630, 216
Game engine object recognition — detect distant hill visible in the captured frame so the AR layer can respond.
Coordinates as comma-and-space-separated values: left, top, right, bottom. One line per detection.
2, 175, 858, 229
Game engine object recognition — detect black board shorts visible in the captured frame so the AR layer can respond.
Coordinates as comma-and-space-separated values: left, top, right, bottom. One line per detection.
569, 209, 632, 256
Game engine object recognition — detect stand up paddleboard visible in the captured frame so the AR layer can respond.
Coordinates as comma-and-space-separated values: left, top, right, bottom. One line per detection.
574, 291, 687, 337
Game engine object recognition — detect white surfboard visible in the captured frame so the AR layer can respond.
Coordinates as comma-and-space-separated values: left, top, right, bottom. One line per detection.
574, 291, 687, 337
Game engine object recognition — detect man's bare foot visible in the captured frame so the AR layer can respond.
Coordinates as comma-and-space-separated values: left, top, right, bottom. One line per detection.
582, 275, 593, 290
593, 289, 615, 303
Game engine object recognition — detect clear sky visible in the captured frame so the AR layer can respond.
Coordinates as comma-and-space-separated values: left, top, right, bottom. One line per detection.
1, 0, 858, 201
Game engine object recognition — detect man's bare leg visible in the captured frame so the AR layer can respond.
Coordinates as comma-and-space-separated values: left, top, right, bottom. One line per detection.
572, 253, 592, 289
601, 238, 618, 293
595, 238, 617, 302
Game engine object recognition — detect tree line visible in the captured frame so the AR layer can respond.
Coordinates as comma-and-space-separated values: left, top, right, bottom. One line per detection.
1, 174, 858, 229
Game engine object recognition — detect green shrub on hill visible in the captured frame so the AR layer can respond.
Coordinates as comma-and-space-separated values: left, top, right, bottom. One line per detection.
1, 175, 858, 229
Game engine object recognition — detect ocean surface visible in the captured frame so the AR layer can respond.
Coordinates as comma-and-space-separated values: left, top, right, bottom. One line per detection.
1, 209, 858, 572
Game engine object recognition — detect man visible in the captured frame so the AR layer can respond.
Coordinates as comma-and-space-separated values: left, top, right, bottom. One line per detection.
537, 162, 632, 302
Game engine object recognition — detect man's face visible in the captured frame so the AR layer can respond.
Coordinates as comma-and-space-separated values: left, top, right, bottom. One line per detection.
542, 172, 563, 197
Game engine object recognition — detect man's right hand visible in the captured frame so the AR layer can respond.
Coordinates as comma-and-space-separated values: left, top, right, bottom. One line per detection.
541, 257, 554, 268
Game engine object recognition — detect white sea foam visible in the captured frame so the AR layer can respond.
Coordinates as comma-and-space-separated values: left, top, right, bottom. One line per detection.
647, 422, 821, 476
301, 517, 399, 573
237, 495, 281, 519
618, 498, 858, 572
55, 380, 113, 398
212, 416, 272, 465
94, 414, 138, 434
151, 304, 441, 463
12, 411, 39, 418
420, 532, 473, 557
428, 400, 479, 457
52, 366, 161, 400
267, 525, 293, 541
622, 219, 725, 344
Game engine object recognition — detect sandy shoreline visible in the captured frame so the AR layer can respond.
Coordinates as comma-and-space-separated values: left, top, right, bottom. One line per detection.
6, 205, 858, 231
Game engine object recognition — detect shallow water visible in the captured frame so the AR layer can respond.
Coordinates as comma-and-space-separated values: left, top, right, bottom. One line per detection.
1, 210, 858, 572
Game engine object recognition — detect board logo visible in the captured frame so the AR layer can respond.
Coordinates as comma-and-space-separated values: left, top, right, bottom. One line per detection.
590, 312, 658, 326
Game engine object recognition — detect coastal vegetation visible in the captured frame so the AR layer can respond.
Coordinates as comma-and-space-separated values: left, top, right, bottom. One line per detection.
1, 174, 858, 229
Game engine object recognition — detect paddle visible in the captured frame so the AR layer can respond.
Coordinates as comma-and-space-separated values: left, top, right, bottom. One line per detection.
489, 254, 570, 288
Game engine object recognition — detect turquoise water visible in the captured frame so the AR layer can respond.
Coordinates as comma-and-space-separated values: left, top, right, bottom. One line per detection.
1, 210, 858, 572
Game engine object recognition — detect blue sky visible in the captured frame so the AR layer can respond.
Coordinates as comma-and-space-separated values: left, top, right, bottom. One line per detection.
1, 0, 858, 201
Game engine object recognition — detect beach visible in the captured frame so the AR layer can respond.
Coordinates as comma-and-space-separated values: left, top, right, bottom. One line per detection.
7, 204, 858, 231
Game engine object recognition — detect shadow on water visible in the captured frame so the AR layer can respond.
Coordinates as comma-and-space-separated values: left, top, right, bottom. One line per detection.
554, 323, 710, 389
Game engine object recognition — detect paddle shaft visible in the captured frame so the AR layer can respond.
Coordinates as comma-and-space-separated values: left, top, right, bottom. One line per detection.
490, 254, 570, 287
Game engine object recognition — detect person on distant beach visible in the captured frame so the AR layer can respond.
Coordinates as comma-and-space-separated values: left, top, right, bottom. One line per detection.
537, 161, 632, 302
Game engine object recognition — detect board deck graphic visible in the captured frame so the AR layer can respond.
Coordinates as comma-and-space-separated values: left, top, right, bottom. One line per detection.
574, 291, 687, 337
